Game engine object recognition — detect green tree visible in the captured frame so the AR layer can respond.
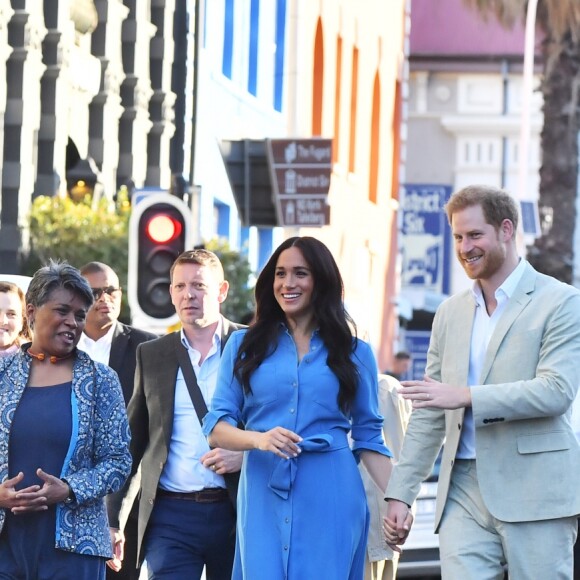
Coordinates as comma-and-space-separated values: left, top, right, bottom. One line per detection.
464, 0, 580, 283
25, 194, 256, 325
25, 191, 132, 320
205, 238, 255, 323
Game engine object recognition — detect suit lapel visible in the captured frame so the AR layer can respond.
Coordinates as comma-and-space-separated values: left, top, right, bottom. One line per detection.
479, 264, 535, 384
160, 334, 181, 449
446, 293, 475, 386
108, 322, 129, 374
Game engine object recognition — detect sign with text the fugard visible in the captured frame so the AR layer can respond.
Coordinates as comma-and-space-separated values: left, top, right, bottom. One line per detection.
266, 138, 333, 227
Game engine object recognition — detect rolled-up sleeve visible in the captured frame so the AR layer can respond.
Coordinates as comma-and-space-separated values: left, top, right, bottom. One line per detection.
350, 340, 392, 459
202, 330, 246, 436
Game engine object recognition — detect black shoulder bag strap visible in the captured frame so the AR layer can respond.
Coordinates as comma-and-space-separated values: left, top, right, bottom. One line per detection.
173, 332, 240, 509
174, 334, 208, 422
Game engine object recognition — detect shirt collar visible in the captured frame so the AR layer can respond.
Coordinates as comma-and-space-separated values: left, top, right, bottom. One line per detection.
180, 317, 223, 352
471, 258, 527, 304
80, 322, 116, 347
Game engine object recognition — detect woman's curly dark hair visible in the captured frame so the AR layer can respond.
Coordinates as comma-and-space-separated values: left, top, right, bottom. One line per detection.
234, 236, 358, 413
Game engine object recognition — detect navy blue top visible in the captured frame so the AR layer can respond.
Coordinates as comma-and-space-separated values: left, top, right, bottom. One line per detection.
9, 383, 72, 483
0, 382, 105, 579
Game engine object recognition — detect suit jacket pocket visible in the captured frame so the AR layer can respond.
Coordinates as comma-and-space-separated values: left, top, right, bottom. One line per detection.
517, 431, 570, 454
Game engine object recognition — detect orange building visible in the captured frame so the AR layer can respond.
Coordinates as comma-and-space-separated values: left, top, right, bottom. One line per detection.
284, 0, 409, 369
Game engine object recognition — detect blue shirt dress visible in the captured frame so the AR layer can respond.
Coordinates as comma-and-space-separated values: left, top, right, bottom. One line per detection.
203, 328, 391, 580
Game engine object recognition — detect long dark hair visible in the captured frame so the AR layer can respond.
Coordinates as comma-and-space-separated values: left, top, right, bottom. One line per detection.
234, 236, 359, 413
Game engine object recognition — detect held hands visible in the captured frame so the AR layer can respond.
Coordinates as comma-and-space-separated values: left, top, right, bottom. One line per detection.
201, 448, 244, 475
399, 375, 471, 410
255, 427, 302, 459
0, 468, 69, 514
383, 499, 414, 553
106, 527, 125, 572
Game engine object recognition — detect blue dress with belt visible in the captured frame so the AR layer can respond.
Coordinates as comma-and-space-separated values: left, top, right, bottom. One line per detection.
0, 382, 105, 579
203, 328, 391, 580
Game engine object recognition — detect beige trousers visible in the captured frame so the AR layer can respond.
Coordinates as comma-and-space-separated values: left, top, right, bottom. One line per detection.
439, 459, 577, 580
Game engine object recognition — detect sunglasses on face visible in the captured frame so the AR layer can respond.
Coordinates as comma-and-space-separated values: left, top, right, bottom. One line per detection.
91, 286, 121, 300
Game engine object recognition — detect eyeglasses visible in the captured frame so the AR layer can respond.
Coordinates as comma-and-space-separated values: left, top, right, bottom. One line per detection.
91, 286, 121, 300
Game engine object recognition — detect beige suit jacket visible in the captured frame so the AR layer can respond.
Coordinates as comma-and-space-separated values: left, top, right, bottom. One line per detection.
386, 262, 580, 528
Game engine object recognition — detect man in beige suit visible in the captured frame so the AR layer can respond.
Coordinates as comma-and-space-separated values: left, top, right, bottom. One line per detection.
385, 185, 580, 579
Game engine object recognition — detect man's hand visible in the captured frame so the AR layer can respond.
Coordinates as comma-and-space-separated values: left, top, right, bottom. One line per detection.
383, 499, 414, 552
106, 527, 125, 572
201, 448, 244, 475
399, 375, 471, 410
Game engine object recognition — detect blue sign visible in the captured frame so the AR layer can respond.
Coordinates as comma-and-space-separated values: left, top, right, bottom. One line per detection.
401, 184, 452, 295
404, 330, 431, 381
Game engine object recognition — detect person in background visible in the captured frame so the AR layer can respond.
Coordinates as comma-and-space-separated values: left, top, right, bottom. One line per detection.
78, 261, 157, 579
108, 249, 245, 580
361, 373, 413, 580
0, 261, 131, 579
383, 351, 411, 381
385, 185, 580, 579
0, 281, 32, 358
204, 236, 401, 579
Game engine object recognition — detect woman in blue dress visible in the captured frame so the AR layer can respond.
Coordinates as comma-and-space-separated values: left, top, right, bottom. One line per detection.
0, 261, 132, 579
203, 236, 402, 579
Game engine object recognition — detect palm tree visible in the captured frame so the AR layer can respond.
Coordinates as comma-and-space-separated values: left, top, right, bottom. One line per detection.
464, 0, 580, 283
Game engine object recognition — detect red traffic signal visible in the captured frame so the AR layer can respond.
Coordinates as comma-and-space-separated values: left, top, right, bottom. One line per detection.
146, 214, 183, 244
128, 193, 192, 326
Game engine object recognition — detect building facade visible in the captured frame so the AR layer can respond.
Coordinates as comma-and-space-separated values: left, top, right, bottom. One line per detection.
400, 0, 543, 378
0, 0, 409, 369
0, 0, 178, 272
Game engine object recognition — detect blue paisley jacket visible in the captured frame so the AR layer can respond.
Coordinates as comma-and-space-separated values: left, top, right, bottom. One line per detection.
0, 348, 132, 558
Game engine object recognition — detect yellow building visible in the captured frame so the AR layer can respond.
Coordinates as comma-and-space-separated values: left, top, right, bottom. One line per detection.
285, 0, 408, 369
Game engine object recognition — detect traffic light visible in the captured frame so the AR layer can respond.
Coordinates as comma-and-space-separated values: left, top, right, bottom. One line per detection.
128, 193, 193, 327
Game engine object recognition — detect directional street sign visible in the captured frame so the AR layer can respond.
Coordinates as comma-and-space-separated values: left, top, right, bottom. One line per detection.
279, 197, 331, 226
266, 138, 333, 227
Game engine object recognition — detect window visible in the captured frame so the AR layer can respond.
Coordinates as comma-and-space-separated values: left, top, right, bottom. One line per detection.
369, 72, 381, 203
222, 0, 234, 78
348, 46, 359, 172
248, 0, 259, 95
273, 0, 286, 111
214, 201, 231, 238
312, 19, 323, 136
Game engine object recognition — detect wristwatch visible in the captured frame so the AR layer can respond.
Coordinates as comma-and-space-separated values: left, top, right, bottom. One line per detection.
62, 479, 74, 505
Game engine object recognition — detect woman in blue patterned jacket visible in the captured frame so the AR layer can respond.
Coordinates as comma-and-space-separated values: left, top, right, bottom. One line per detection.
0, 261, 132, 579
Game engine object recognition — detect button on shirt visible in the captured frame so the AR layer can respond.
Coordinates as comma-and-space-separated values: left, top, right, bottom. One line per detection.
77, 324, 115, 365
158, 326, 226, 491
456, 258, 527, 459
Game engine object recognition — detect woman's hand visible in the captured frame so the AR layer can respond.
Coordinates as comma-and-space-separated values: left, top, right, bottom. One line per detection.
254, 427, 302, 459
10, 468, 70, 514
0, 472, 45, 512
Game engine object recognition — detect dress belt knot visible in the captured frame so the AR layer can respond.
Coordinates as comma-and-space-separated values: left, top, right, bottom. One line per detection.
268, 433, 347, 499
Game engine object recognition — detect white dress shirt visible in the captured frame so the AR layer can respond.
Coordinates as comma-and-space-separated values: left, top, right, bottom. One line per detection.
159, 323, 226, 491
456, 258, 527, 459
77, 324, 115, 365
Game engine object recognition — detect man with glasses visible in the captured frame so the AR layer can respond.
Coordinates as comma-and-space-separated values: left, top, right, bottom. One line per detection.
79, 261, 157, 580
